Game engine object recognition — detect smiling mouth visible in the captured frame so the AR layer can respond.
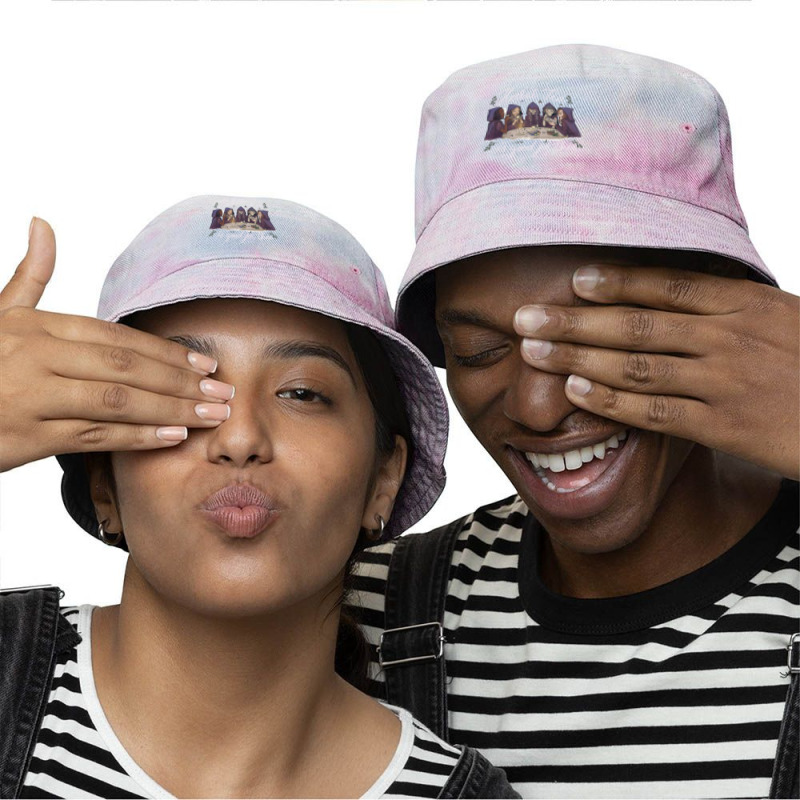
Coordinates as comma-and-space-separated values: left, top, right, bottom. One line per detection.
516, 429, 631, 494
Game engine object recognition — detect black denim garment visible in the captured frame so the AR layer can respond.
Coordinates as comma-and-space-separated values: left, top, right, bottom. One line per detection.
0, 587, 82, 799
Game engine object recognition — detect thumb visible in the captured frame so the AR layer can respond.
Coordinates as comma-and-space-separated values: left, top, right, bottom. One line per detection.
0, 217, 57, 310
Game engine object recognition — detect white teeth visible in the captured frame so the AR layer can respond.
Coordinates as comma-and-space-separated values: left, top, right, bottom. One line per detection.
523, 429, 632, 491
593, 442, 606, 459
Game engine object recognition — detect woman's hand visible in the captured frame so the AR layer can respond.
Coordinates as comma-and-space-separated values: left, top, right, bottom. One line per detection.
514, 265, 800, 480
0, 219, 235, 472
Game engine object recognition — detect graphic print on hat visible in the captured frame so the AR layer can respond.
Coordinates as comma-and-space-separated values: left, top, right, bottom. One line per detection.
209, 201, 276, 232
484, 94, 582, 142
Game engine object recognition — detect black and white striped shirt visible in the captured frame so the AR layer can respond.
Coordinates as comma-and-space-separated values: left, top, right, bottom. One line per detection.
353, 480, 799, 799
22, 606, 463, 799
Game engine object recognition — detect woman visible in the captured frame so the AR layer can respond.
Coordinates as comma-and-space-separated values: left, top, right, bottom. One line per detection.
541, 102, 557, 128
523, 102, 541, 128
1, 197, 517, 799
484, 107, 506, 140
504, 104, 524, 132
257, 208, 276, 231
556, 106, 581, 137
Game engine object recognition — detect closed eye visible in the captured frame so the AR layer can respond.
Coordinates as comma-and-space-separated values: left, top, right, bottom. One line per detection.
451, 345, 509, 368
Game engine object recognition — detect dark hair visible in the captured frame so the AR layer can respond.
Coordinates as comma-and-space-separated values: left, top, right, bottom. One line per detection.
334, 324, 413, 690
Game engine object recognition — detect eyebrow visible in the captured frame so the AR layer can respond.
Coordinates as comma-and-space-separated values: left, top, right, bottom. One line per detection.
436, 309, 498, 329
167, 335, 356, 386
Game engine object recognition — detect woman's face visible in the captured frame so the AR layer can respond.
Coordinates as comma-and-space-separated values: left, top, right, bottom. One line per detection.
93, 299, 404, 619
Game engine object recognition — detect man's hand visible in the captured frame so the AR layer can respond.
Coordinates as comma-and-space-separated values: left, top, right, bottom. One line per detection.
0, 218, 234, 472
514, 265, 800, 480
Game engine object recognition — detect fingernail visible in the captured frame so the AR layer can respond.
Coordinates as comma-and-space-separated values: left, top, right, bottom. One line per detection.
566, 374, 593, 396
573, 267, 601, 293
28, 217, 37, 242
156, 426, 188, 442
522, 339, 554, 359
200, 378, 235, 400
515, 306, 547, 334
187, 352, 217, 374
195, 402, 231, 421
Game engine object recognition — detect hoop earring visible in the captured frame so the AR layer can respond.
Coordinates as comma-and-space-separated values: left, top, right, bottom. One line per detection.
98, 519, 124, 548
365, 514, 386, 542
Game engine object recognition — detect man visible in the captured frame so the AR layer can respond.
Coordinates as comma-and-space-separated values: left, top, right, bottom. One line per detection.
352, 44, 799, 799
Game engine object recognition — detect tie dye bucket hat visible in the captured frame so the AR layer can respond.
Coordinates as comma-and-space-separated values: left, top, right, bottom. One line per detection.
58, 196, 448, 542
396, 44, 777, 365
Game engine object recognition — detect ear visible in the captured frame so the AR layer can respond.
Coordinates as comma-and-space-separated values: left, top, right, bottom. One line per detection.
361, 435, 408, 532
85, 453, 123, 534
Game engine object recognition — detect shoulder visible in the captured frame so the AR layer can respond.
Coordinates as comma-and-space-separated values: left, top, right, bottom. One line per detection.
375, 706, 518, 799
350, 494, 524, 605
373, 706, 459, 799
355, 494, 526, 579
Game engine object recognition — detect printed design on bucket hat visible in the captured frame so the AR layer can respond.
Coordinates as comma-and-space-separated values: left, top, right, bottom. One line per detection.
209, 201, 276, 233
484, 94, 582, 144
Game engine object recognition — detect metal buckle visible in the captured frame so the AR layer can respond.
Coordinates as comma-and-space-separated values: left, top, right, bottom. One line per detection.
378, 621, 444, 668
787, 632, 800, 675
0, 584, 65, 599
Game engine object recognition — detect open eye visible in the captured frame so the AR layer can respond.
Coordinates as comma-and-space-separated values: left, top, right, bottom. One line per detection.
276, 387, 332, 405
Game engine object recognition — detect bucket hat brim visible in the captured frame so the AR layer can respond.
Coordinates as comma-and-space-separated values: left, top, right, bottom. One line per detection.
59, 257, 448, 542
398, 179, 777, 367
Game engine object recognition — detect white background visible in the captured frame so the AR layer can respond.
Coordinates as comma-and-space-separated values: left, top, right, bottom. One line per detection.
1, 0, 797, 606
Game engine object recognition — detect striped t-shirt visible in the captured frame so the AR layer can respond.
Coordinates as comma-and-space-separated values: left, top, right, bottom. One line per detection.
22, 605, 464, 799
352, 479, 799, 799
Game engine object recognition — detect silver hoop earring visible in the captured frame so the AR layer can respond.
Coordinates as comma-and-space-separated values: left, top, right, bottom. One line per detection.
98, 519, 124, 548
365, 514, 386, 542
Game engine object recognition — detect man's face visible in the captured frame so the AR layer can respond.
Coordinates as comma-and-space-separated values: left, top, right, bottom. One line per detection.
435, 246, 695, 555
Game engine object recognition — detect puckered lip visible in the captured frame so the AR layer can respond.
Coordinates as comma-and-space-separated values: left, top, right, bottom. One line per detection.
506, 427, 632, 456
200, 482, 279, 511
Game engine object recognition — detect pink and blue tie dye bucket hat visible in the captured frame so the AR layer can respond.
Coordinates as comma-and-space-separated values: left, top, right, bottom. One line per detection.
397, 44, 777, 366
58, 195, 448, 541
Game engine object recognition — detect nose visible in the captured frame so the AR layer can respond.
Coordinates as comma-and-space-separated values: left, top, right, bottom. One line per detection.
502, 354, 576, 433
205, 390, 274, 468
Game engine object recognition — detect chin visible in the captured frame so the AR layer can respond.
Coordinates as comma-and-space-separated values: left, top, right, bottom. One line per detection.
542, 510, 651, 556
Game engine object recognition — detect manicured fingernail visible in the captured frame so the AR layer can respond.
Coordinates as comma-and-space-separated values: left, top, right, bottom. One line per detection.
573, 267, 601, 293
522, 339, 554, 359
195, 402, 231, 421
187, 351, 217, 374
566, 374, 593, 396
28, 217, 37, 242
156, 426, 188, 442
200, 378, 235, 400
515, 306, 547, 334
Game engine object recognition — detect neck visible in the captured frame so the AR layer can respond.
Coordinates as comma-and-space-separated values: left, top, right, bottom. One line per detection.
539, 447, 782, 598
90, 570, 384, 798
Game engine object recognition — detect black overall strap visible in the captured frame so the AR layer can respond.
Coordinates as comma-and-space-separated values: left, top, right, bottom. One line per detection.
379, 518, 463, 741
770, 632, 800, 799
0, 586, 81, 799
439, 746, 520, 799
